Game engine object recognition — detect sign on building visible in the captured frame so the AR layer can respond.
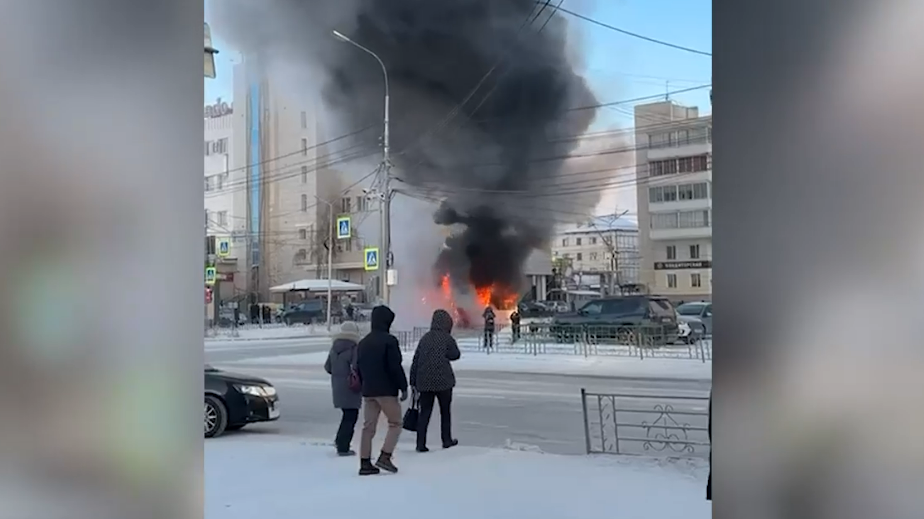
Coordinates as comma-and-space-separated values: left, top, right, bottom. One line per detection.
364, 247, 379, 271
336, 216, 351, 240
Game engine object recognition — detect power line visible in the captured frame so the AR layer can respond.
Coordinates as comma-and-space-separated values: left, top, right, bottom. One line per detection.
549, 4, 711, 57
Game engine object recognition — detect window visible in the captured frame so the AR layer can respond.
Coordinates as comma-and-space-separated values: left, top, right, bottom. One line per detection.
590, 252, 598, 261
590, 237, 597, 245
667, 274, 678, 289
690, 244, 700, 259
204, 140, 211, 156
562, 238, 569, 247
301, 194, 308, 212
341, 197, 352, 213
651, 212, 679, 229
296, 249, 307, 262
691, 273, 702, 288
678, 210, 710, 228
576, 253, 583, 261
580, 301, 603, 315
576, 237, 582, 246
344, 238, 352, 252
692, 182, 709, 199
301, 166, 308, 184
212, 138, 228, 155
300, 111, 307, 129
693, 154, 709, 171
666, 245, 677, 260
215, 174, 224, 190
301, 138, 308, 156
678, 183, 694, 200
216, 211, 228, 227
356, 196, 365, 212
204, 210, 210, 226
204, 176, 213, 191
299, 228, 307, 240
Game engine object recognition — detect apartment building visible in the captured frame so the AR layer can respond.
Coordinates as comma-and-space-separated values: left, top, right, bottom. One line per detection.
551, 215, 641, 292
634, 101, 712, 301
203, 64, 385, 304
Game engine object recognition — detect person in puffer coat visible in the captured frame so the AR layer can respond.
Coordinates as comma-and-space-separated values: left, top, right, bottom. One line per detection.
409, 309, 462, 452
324, 321, 363, 456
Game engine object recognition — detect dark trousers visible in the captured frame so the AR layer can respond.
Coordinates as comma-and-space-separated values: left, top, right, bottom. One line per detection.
512, 324, 521, 342
335, 408, 359, 453
484, 328, 494, 349
416, 389, 453, 448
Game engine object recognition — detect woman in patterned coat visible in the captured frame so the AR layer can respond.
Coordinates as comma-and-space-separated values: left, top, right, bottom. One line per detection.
409, 309, 462, 452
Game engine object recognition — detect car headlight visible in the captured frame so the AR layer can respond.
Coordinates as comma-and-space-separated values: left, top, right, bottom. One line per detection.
235, 384, 276, 397
678, 322, 691, 333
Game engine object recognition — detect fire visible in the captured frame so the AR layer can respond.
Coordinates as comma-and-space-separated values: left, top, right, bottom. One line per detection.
428, 273, 519, 328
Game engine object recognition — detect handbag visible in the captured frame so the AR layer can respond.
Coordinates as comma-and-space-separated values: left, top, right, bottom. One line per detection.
348, 345, 361, 393
402, 389, 419, 432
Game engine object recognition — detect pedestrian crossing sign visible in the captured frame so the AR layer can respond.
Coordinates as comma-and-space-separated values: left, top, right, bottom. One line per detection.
364, 247, 379, 271
337, 216, 351, 240
217, 237, 231, 257
205, 267, 217, 285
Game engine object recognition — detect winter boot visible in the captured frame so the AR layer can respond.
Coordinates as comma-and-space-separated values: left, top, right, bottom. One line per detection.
358, 458, 380, 476
442, 439, 459, 449
375, 451, 398, 473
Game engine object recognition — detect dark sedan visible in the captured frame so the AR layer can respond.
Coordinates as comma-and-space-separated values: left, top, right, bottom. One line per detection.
205, 365, 280, 438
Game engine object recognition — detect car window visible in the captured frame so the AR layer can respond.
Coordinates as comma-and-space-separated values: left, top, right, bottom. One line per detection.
580, 301, 603, 315
600, 298, 646, 316
703, 304, 712, 317
677, 303, 705, 316
649, 299, 675, 316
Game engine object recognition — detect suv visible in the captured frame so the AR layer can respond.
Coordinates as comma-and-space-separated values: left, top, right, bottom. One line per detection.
550, 296, 679, 345
281, 300, 326, 325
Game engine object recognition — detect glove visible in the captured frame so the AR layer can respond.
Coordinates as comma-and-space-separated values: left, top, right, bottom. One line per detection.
399, 389, 408, 402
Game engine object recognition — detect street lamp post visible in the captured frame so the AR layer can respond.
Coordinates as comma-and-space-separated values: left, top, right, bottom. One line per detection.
332, 29, 392, 305
314, 196, 335, 330
204, 23, 219, 78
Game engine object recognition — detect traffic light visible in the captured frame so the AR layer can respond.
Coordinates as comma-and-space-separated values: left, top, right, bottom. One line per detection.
205, 288, 213, 304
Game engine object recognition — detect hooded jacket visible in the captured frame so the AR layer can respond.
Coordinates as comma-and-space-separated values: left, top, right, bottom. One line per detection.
356, 305, 408, 398
324, 332, 362, 410
410, 309, 461, 393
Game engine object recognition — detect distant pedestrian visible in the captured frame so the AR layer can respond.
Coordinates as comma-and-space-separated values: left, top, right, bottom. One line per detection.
409, 309, 461, 452
355, 305, 408, 475
324, 321, 363, 456
482, 306, 496, 350
510, 308, 521, 342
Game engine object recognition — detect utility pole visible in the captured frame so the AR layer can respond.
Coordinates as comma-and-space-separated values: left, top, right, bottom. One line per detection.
333, 29, 392, 305
314, 196, 335, 330
588, 210, 629, 296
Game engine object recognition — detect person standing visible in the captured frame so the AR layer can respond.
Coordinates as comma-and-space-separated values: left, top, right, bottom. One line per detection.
409, 309, 461, 452
323, 321, 363, 456
482, 305, 496, 350
356, 305, 408, 475
510, 308, 521, 343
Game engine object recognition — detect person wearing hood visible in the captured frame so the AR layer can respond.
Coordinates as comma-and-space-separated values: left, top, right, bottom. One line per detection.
355, 305, 408, 475
324, 321, 363, 456
482, 305, 496, 350
409, 309, 461, 452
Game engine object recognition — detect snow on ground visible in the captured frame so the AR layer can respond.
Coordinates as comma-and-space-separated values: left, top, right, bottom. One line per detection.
228, 349, 712, 380
206, 436, 711, 519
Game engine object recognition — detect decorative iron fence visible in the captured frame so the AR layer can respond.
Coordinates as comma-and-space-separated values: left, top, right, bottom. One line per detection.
399, 324, 711, 361
580, 390, 710, 458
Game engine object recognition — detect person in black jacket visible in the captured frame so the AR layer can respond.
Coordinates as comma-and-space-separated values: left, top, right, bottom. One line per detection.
356, 305, 408, 475
410, 309, 461, 452
510, 308, 521, 342
482, 306, 496, 349
707, 391, 712, 500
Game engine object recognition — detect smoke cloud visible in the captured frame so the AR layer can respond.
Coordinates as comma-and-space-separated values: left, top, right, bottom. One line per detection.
212, 0, 607, 303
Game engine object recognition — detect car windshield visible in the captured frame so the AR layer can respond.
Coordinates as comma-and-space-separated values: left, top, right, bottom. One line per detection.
676, 303, 705, 316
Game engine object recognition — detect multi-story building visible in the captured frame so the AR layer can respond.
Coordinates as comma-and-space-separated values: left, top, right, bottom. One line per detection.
551, 215, 641, 292
204, 63, 387, 305
634, 101, 712, 301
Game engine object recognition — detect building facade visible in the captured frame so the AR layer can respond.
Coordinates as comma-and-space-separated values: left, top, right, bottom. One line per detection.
204, 64, 386, 305
551, 215, 641, 293
634, 101, 712, 302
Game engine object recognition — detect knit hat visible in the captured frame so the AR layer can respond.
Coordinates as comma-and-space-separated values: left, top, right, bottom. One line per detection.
336, 320, 362, 343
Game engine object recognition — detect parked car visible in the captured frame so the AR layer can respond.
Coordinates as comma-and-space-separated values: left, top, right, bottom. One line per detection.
550, 295, 679, 345
675, 301, 712, 339
205, 365, 280, 438
281, 299, 326, 325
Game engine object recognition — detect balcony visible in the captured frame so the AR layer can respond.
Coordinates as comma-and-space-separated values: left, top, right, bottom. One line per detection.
646, 140, 711, 161
649, 226, 712, 241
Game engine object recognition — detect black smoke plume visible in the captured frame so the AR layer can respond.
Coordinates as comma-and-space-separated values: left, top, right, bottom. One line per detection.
213, 0, 601, 301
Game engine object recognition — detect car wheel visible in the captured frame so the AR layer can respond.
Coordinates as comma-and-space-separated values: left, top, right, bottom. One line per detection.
616, 328, 634, 345
205, 395, 228, 438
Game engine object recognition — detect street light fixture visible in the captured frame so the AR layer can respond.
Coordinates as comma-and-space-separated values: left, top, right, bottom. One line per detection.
331, 29, 392, 305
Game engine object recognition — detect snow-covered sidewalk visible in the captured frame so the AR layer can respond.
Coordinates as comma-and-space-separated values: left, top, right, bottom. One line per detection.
206, 436, 711, 519
228, 349, 712, 380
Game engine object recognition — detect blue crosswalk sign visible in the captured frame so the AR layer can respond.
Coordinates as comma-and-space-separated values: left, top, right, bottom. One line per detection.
217, 237, 231, 257
336, 216, 351, 239
364, 247, 379, 271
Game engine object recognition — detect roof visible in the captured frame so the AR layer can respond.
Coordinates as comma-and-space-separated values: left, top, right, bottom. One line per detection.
269, 279, 366, 293
559, 214, 639, 235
